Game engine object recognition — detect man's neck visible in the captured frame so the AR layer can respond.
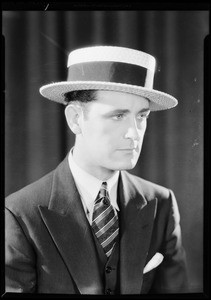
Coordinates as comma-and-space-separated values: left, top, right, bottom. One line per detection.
72, 147, 117, 181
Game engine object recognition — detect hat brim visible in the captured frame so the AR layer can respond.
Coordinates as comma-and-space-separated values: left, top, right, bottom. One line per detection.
39, 81, 178, 111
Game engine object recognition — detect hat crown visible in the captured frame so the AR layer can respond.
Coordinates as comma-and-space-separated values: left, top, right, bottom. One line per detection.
67, 46, 156, 72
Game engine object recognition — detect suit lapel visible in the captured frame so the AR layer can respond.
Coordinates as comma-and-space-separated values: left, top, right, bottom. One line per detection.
119, 171, 157, 294
38, 157, 103, 294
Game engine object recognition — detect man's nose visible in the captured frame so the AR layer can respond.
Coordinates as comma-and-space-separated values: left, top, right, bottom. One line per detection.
124, 119, 140, 141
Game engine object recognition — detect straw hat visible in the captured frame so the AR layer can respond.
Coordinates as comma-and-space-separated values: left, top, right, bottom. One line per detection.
39, 46, 178, 111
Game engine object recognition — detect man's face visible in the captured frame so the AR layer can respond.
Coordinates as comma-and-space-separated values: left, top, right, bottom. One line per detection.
74, 90, 150, 178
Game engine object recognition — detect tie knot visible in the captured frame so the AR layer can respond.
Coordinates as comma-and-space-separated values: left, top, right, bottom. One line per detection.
95, 182, 109, 204
100, 182, 108, 198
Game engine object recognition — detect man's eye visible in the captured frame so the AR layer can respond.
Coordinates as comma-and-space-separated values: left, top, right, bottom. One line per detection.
113, 114, 125, 120
137, 114, 149, 120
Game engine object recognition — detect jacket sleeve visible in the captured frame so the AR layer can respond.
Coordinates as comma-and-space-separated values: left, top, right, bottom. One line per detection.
5, 208, 37, 293
149, 190, 189, 294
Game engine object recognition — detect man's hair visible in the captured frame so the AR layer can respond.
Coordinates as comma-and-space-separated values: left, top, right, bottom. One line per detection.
64, 90, 97, 104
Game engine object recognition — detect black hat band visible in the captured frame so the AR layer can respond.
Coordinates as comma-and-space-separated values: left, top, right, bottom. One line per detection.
67, 61, 154, 89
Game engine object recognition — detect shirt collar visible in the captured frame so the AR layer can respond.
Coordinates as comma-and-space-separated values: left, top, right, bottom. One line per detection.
68, 149, 120, 215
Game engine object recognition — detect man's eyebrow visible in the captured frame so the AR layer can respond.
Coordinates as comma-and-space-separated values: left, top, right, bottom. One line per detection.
106, 108, 150, 114
138, 108, 150, 114
108, 109, 130, 114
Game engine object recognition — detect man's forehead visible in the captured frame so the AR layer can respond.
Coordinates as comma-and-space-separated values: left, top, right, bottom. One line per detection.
94, 90, 150, 110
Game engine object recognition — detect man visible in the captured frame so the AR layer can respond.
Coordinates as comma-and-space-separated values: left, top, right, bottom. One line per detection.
5, 46, 189, 294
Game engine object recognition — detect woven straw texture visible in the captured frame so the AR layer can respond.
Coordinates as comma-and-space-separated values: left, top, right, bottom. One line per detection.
39, 81, 178, 111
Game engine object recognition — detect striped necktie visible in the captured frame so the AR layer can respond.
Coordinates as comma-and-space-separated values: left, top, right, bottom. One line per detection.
92, 182, 119, 257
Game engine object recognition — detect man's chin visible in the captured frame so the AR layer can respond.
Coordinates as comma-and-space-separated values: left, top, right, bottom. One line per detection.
113, 160, 138, 171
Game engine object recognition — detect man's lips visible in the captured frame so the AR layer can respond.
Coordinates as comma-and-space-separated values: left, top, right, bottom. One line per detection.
117, 148, 138, 152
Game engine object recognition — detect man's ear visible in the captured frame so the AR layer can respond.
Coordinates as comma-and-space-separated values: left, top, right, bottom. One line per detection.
65, 104, 82, 134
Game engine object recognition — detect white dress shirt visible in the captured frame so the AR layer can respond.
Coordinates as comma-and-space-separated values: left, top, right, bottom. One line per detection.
68, 150, 120, 224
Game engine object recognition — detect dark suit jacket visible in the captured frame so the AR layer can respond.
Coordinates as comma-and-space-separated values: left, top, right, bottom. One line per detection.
5, 156, 189, 294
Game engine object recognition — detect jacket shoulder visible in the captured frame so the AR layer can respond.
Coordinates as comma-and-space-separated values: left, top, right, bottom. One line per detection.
123, 171, 172, 201
5, 169, 54, 214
